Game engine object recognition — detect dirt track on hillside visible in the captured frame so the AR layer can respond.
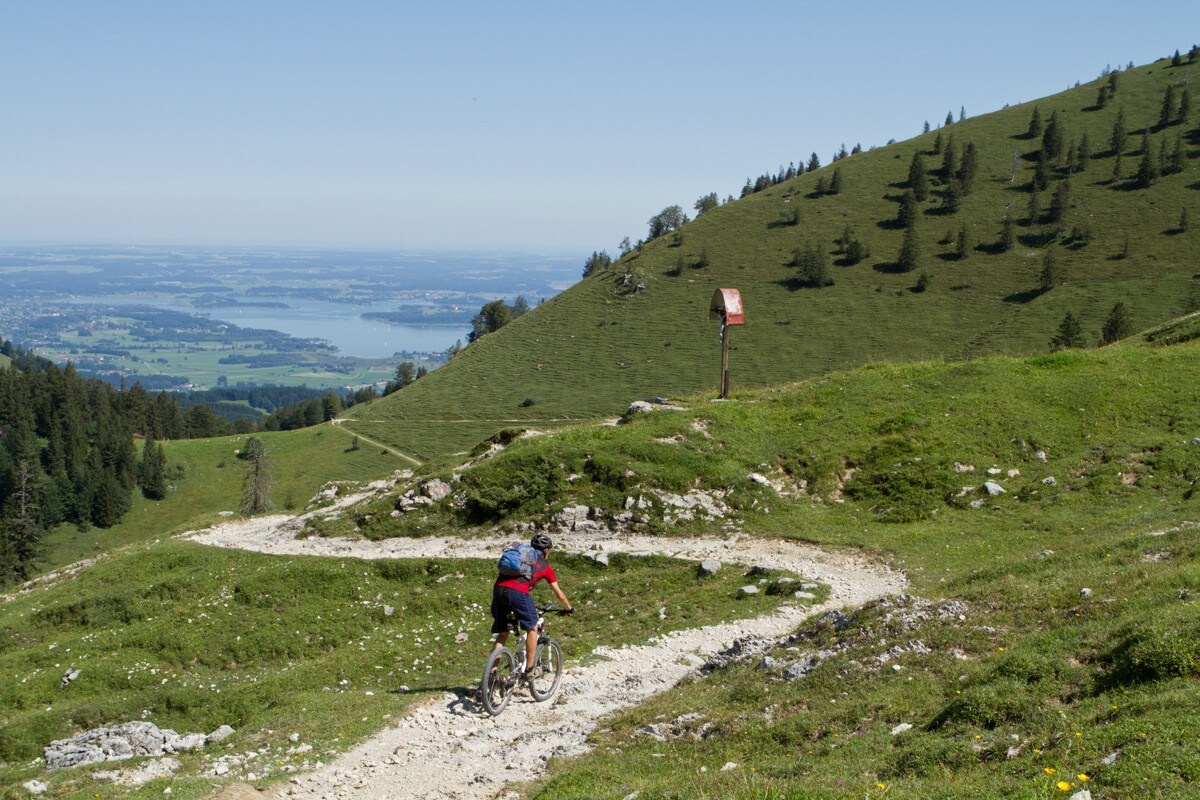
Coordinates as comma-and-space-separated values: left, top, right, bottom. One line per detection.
186, 514, 904, 800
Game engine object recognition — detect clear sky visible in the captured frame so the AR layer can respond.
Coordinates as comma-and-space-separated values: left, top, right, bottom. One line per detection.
1, 1, 1196, 254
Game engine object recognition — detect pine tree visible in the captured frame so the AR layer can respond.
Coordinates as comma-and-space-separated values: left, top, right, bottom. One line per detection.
1027, 107, 1043, 137
239, 437, 273, 516
956, 223, 971, 260
1076, 131, 1091, 172
829, 167, 844, 195
1136, 139, 1159, 188
898, 223, 920, 273
1159, 86, 1176, 129
1042, 111, 1064, 161
923, 120, 931, 134
1107, 71, 1120, 97
0, 433, 44, 583
1028, 191, 1045, 230
941, 135, 957, 180
1112, 152, 1123, 181
1039, 250, 1060, 291
1179, 87, 1192, 124
1099, 302, 1133, 345
1172, 49, 1182, 67
807, 152, 821, 172
1049, 311, 1085, 350
999, 214, 1016, 252
1034, 152, 1052, 191
907, 151, 929, 201
137, 437, 168, 500
1110, 108, 1126, 156
1048, 179, 1071, 224
1096, 84, 1109, 109
945, 110, 954, 127
941, 177, 964, 214
933, 130, 944, 155
958, 141, 979, 193
897, 190, 919, 228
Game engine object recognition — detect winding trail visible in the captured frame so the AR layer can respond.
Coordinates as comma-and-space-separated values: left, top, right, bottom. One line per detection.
329, 420, 424, 466
185, 511, 905, 800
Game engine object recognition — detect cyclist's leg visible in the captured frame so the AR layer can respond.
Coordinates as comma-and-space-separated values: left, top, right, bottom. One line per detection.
503, 589, 539, 672
489, 584, 512, 654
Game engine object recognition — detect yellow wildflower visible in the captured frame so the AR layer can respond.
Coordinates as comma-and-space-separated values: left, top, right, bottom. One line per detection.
1056, 780, 1071, 791
1078, 774, 1090, 782
1044, 767, 1057, 775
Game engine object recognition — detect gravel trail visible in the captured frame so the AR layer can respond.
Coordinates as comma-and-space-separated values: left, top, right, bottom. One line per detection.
185, 513, 904, 800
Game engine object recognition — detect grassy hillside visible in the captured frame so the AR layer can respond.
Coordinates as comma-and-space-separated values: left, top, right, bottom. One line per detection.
0, 353, 10, 370
348, 331, 1200, 799
342, 51, 1200, 460
41, 423, 400, 571
0, 544, 796, 799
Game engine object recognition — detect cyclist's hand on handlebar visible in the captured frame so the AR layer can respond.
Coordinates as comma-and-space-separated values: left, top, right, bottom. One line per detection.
560, 607, 574, 616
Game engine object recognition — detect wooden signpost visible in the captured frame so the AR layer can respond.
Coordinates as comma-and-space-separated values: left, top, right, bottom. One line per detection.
708, 288, 744, 399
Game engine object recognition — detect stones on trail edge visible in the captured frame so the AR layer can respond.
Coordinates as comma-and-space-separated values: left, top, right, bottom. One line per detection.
44, 722, 235, 770
698, 559, 722, 576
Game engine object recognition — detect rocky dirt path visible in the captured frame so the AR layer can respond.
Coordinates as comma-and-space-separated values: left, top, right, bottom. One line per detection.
185, 515, 904, 800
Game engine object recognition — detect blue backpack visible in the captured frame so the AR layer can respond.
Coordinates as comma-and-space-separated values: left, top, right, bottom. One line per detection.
497, 543, 539, 581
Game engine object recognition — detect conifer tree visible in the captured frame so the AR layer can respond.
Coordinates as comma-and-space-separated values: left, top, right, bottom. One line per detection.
956, 223, 971, 260
137, 437, 168, 500
1027, 188, 1041, 225
239, 437, 273, 516
1075, 131, 1091, 172
1168, 133, 1185, 174
1136, 139, 1159, 188
1039, 250, 1060, 291
933, 130, 944, 155
1172, 49, 1182, 67
807, 152, 821, 172
1159, 86, 1176, 129
897, 190, 919, 228
1178, 87, 1191, 124
945, 110, 954, 127
1033, 152, 1052, 191
898, 223, 920, 273
941, 135, 957, 180
1099, 301, 1133, 345
941, 178, 964, 214
958, 141, 979, 193
1110, 108, 1126, 156
1107, 70, 1120, 97
999, 214, 1016, 252
1049, 311, 1085, 350
1042, 111, 1064, 161
1027, 106, 1043, 137
923, 120, 931, 134
830, 167, 844, 195
1048, 179, 1071, 225
907, 151, 929, 201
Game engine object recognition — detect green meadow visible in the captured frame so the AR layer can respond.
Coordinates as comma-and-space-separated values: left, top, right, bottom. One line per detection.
342, 54, 1200, 460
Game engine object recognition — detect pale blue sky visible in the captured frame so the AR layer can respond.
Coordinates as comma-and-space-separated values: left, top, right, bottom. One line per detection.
1, 1, 1196, 253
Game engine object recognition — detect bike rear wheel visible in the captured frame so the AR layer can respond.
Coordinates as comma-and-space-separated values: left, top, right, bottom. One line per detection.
481, 647, 517, 716
528, 637, 563, 701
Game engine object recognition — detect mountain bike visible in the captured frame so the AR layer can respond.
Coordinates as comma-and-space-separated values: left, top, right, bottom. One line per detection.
480, 602, 566, 716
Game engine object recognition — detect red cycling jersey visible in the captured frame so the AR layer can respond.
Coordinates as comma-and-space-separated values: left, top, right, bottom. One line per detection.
495, 555, 556, 594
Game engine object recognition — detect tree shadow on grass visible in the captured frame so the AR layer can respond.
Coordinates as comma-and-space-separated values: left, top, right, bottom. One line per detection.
872, 261, 913, 275
1003, 287, 1049, 304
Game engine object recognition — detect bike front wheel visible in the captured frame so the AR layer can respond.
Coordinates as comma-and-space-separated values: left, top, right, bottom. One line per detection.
481, 647, 517, 716
528, 637, 563, 701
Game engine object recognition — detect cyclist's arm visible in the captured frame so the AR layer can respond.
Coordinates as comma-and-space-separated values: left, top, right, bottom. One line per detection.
548, 580, 572, 612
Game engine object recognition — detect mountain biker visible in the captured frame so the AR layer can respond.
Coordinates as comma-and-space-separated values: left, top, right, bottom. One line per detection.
490, 533, 573, 682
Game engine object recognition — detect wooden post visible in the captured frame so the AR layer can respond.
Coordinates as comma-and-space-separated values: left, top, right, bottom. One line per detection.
719, 316, 730, 399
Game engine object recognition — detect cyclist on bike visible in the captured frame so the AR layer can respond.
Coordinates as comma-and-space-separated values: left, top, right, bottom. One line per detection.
490, 533, 573, 682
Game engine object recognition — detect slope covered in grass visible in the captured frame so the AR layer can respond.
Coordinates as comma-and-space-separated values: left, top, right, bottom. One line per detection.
0, 541, 795, 799
42, 423, 399, 571
342, 332, 1199, 799
343, 51, 1200, 460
